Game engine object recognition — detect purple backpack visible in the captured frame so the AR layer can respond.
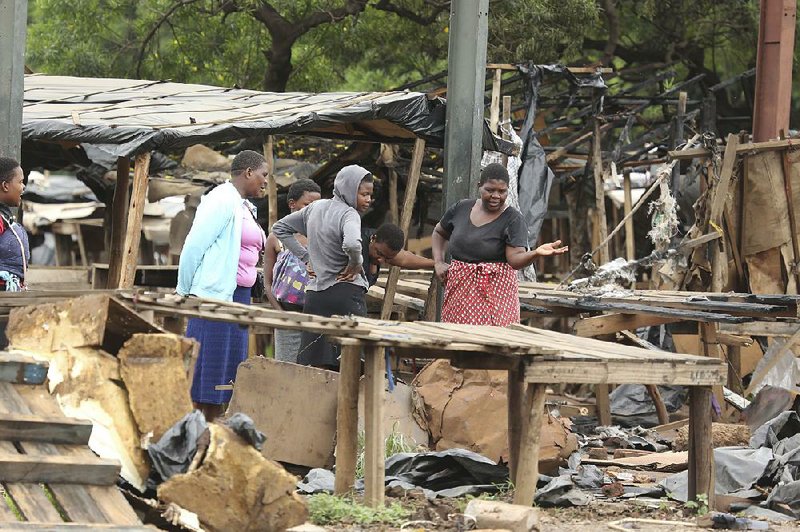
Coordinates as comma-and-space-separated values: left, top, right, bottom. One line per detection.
272, 249, 309, 306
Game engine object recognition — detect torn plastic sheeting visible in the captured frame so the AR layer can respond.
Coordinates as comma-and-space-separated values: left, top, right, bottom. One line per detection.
534, 475, 592, 507
146, 410, 208, 484
750, 337, 800, 396
749, 411, 800, 450
384, 448, 508, 493
297, 468, 336, 495
766, 480, 800, 518
222, 412, 265, 451
660, 447, 774, 502
744, 386, 796, 431
609, 384, 687, 428
742, 504, 798, 522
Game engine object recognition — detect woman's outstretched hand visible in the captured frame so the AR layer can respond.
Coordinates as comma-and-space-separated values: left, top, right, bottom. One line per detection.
535, 240, 569, 257
434, 261, 450, 284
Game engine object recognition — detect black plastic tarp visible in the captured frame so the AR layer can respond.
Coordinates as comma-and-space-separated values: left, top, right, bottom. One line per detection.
514, 64, 606, 246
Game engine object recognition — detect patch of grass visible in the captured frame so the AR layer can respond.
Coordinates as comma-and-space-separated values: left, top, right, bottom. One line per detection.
453, 481, 515, 512
307, 494, 411, 526
355, 423, 418, 479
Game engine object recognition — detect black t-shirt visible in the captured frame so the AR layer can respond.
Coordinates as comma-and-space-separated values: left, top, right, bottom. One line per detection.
440, 199, 529, 263
361, 227, 380, 286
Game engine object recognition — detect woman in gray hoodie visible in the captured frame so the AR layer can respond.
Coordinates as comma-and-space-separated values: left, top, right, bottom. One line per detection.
272, 165, 373, 370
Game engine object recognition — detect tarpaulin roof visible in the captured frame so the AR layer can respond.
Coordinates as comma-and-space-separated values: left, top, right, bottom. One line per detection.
22, 75, 509, 159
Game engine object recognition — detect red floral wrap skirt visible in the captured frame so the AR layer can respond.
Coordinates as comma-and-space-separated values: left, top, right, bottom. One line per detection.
441, 260, 520, 326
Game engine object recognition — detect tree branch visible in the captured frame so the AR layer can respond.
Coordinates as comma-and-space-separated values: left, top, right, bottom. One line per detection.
135, 0, 201, 77
373, 0, 449, 25
597, 0, 620, 66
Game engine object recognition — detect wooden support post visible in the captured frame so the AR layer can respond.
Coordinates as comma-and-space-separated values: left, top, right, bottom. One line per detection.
624, 173, 635, 261
645, 384, 670, 425
727, 345, 743, 395
709, 134, 740, 292
512, 382, 547, 506
334, 345, 361, 495
507, 362, 524, 483
389, 168, 399, 224
264, 136, 277, 231
106, 157, 130, 288
595, 383, 612, 426
502, 95, 512, 167
380, 138, 425, 320
118, 153, 150, 289
592, 117, 609, 264
490, 69, 502, 134
688, 386, 715, 509
700, 322, 725, 414
363, 345, 385, 508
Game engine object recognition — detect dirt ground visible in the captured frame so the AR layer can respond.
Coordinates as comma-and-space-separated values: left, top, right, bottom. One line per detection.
323, 493, 800, 531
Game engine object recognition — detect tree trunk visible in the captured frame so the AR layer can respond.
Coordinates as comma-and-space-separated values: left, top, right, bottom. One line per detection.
263, 38, 295, 92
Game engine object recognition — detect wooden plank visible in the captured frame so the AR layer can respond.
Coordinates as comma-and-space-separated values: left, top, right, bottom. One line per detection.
0, 454, 120, 485
574, 314, 681, 337
13, 386, 140, 525
334, 345, 361, 495
780, 144, 800, 291
669, 137, 800, 160
118, 152, 151, 289
511, 383, 547, 506
688, 386, 715, 509
719, 321, 800, 337
3, 481, 63, 523
490, 69, 501, 133
106, 158, 130, 289
0, 484, 20, 521
363, 345, 385, 508
0, 354, 47, 385
525, 360, 726, 386
380, 138, 425, 320
592, 116, 609, 264
0, 414, 92, 445
0, 524, 152, 530
624, 172, 635, 260
264, 136, 277, 231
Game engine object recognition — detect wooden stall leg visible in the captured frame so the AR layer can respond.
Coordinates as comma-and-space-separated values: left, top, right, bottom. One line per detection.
727, 345, 743, 395
507, 362, 524, 483
334, 344, 362, 495
512, 383, 547, 506
645, 384, 670, 425
700, 322, 725, 416
595, 383, 612, 426
688, 386, 715, 509
363, 345, 385, 507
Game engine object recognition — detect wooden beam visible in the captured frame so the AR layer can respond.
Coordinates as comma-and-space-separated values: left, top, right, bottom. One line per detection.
264, 136, 278, 231
0, 353, 47, 385
106, 158, 130, 288
485, 63, 612, 74
363, 345, 385, 508
669, 137, 800, 160
0, 454, 120, 485
490, 69, 502, 134
380, 138, 425, 320
710, 134, 739, 292
688, 386, 715, 509
592, 116, 609, 264
595, 384, 612, 426
525, 360, 726, 386
334, 345, 361, 495
118, 153, 151, 289
507, 362, 524, 483
574, 314, 682, 337
719, 321, 800, 337
511, 382, 547, 506
0, 414, 92, 445
624, 173, 635, 261
700, 322, 725, 411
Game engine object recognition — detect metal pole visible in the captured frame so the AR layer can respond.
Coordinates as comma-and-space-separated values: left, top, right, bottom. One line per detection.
443, 0, 489, 208
752, 0, 796, 142
0, 0, 28, 159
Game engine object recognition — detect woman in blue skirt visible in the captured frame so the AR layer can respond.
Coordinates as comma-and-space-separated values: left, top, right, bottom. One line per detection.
176, 150, 268, 421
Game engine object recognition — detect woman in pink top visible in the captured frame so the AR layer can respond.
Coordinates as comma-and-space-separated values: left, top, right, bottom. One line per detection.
184, 150, 266, 421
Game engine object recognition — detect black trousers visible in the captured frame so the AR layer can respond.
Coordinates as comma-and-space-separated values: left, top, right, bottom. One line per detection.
298, 282, 366, 369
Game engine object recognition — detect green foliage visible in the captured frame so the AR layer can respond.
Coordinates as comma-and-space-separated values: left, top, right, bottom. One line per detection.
453, 480, 516, 512
307, 494, 411, 526
355, 424, 418, 479
684, 493, 709, 516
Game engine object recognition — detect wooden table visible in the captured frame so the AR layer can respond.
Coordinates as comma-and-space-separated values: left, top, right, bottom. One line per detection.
113, 292, 727, 509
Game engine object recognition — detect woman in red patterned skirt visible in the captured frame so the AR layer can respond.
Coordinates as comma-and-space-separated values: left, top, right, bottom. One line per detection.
432, 163, 568, 326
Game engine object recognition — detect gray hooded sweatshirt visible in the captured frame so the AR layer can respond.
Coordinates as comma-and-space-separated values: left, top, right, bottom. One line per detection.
272, 165, 369, 292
